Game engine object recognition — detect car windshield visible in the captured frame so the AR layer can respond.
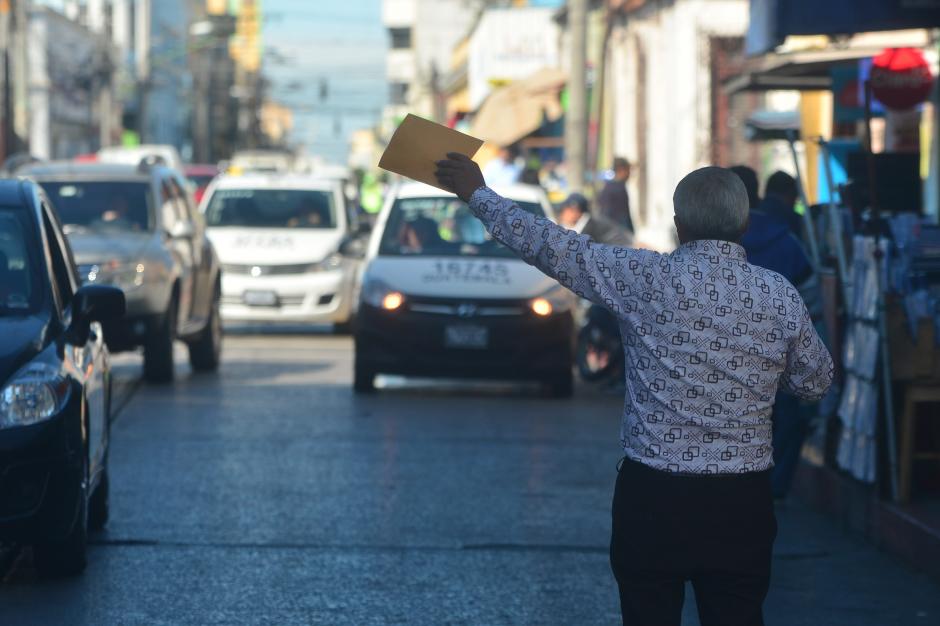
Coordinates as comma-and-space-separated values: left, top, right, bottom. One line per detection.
204, 189, 337, 229
0, 209, 41, 316
379, 196, 545, 258
40, 181, 152, 232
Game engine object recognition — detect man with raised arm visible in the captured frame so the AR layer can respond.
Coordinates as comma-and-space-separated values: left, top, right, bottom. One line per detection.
435, 154, 834, 626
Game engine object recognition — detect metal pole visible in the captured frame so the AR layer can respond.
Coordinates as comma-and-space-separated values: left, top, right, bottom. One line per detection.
785, 129, 821, 267
565, 0, 588, 193
818, 138, 851, 307
0, 0, 11, 163
863, 79, 900, 501
589, 1, 616, 202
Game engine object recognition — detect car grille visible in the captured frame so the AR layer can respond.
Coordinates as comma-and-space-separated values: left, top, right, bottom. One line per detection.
406, 295, 525, 318
221, 294, 307, 307
222, 262, 311, 276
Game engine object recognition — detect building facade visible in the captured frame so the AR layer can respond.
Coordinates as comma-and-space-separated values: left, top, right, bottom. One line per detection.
382, 0, 477, 127
26, 5, 114, 159
604, 0, 752, 248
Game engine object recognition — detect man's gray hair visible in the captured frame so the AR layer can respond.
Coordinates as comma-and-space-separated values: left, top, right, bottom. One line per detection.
673, 166, 750, 241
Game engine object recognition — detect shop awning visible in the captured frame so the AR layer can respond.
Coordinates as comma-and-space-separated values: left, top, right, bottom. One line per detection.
727, 30, 931, 94
726, 48, 868, 93
748, 0, 940, 56
469, 67, 566, 147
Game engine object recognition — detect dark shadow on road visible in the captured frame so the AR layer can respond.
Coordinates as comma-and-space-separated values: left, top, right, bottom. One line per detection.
223, 323, 338, 336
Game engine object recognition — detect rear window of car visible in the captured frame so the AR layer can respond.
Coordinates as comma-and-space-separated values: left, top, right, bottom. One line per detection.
204, 188, 337, 229
0, 209, 42, 315
39, 181, 153, 233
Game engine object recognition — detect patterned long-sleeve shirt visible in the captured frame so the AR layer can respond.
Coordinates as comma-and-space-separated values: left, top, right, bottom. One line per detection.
469, 186, 834, 474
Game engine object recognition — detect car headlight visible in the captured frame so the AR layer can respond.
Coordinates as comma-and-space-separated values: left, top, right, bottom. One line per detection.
88, 259, 145, 290
529, 283, 574, 316
306, 253, 344, 273
0, 363, 70, 429
361, 278, 405, 310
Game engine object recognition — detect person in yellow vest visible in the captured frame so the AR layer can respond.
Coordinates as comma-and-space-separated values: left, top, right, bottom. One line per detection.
359, 172, 384, 225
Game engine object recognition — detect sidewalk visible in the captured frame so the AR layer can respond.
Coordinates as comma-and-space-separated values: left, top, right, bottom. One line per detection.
680, 500, 940, 625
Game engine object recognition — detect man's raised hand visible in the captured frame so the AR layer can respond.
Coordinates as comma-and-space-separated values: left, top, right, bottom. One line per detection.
435, 152, 485, 203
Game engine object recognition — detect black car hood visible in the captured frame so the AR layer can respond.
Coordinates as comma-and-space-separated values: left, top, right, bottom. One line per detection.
0, 314, 52, 384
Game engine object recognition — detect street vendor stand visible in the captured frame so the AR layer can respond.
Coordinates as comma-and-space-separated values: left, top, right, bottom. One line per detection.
729, 35, 940, 504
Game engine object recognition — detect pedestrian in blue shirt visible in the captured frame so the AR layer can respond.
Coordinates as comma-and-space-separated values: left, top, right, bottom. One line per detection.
436, 154, 833, 626
735, 167, 818, 500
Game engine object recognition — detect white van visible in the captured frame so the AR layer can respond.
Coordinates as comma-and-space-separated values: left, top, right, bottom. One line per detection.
353, 182, 577, 395
200, 174, 359, 329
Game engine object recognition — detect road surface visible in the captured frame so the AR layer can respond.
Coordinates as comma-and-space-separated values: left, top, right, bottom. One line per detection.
2, 332, 938, 625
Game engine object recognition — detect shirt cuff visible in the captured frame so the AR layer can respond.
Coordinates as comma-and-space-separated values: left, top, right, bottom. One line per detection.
467, 185, 494, 217
468, 185, 491, 209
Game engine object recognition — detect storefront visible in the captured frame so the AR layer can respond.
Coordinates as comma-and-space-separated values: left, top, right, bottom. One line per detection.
732, 0, 940, 580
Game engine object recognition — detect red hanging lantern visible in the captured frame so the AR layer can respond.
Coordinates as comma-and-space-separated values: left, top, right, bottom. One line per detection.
870, 47, 935, 111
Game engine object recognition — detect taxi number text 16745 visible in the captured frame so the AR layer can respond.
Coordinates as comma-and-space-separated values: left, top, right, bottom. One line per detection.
424, 261, 510, 285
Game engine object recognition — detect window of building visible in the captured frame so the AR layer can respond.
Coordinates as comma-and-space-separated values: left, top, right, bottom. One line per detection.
389, 82, 409, 106
389, 27, 412, 50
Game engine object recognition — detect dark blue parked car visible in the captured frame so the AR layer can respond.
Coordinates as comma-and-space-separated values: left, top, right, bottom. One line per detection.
0, 179, 124, 577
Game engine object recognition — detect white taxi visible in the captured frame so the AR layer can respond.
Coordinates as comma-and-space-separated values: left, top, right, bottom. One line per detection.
200, 174, 359, 329
354, 182, 577, 395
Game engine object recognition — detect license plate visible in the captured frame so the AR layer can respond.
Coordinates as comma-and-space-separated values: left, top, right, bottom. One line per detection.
242, 290, 279, 307
444, 324, 488, 349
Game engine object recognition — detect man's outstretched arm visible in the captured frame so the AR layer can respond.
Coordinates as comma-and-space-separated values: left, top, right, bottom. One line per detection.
435, 153, 650, 310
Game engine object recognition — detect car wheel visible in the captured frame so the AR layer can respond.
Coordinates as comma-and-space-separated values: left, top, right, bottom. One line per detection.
353, 364, 376, 393
144, 296, 177, 383
545, 369, 574, 399
34, 460, 89, 578
88, 466, 109, 532
353, 343, 375, 393
188, 288, 222, 372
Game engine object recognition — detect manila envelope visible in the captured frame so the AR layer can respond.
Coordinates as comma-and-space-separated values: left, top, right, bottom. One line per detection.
379, 114, 483, 192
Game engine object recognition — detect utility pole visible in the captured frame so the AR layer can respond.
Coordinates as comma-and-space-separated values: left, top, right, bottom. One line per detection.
565, 0, 588, 193
589, 1, 620, 199
0, 0, 12, 163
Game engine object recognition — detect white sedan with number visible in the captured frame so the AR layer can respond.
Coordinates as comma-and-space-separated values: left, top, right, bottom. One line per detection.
353, 182, 577, 396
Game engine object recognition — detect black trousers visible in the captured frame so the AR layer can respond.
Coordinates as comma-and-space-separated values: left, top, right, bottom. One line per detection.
610, 457, 777, 626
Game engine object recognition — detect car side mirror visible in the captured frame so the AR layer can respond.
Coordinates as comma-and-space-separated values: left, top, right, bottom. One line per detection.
339, 236, 366, 259
67, 285, 126, 344
169, 220, 195, 239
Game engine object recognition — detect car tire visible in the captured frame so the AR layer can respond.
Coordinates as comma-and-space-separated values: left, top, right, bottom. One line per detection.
546, 369, 574, 399
33, 461, 89, 578
88, 466, 109, 532
188, 287, 222, 372
353, 346, 375, 393
144, 296, 176, 383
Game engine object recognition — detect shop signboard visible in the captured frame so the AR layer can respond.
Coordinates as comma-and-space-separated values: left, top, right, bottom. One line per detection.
747, 0, 940, 56
870, 47, 935, 111
468, 7, 560, 111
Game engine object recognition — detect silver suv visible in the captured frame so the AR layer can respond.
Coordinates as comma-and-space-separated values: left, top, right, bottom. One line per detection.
21, 160, 223, 383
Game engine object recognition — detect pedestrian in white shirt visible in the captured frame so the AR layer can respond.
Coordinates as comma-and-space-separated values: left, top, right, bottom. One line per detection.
481, 146, 522, 187
435, 154, 833, 626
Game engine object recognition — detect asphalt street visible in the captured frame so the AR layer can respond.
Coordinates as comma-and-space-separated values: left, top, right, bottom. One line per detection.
2, 331, 939, 625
